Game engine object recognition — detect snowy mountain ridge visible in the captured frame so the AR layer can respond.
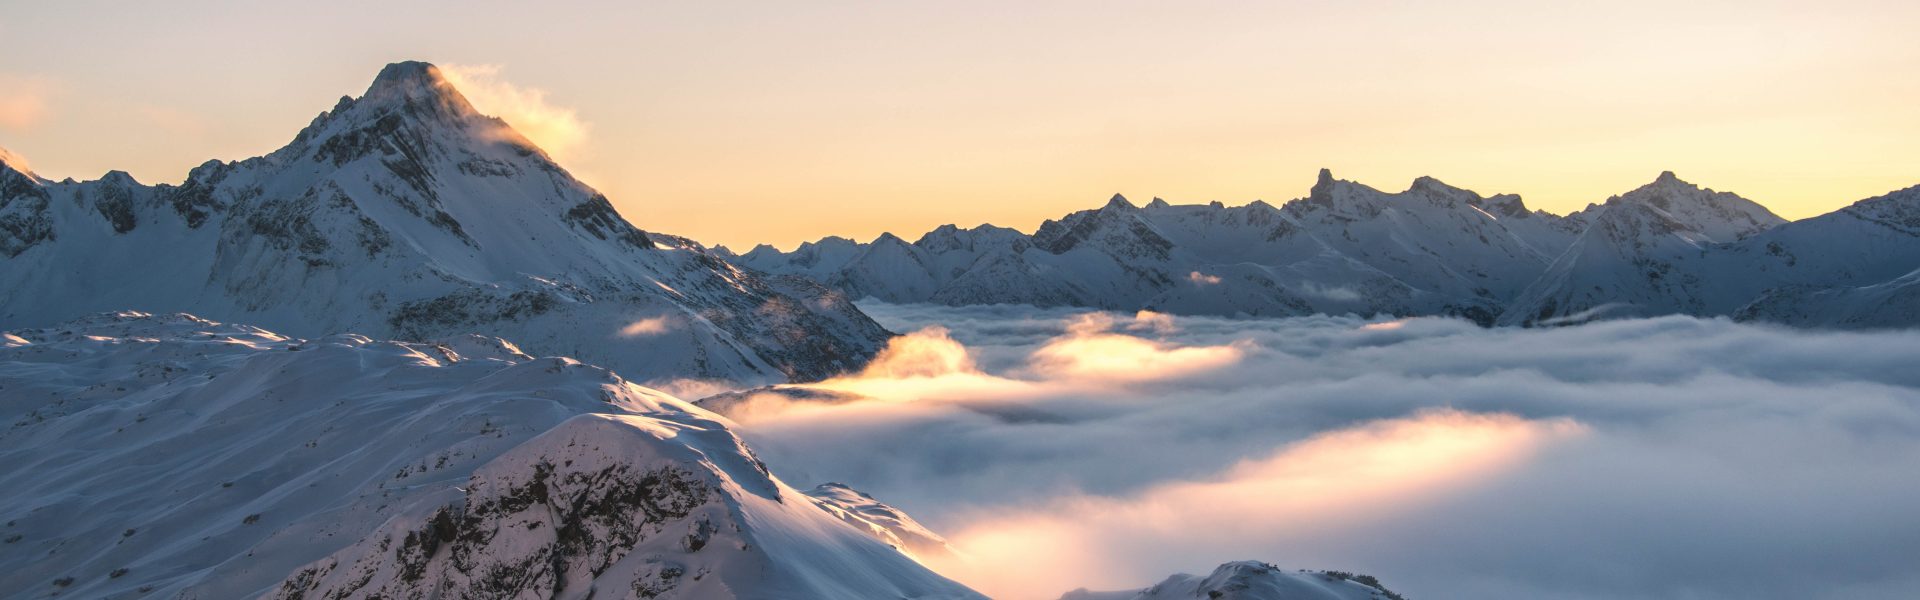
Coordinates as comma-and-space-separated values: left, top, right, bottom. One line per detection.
732, 170, 1920, 327
0, 61, 890, 386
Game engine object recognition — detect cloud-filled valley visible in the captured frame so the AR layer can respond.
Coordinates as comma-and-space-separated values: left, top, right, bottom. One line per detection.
718, 302, 1920, 599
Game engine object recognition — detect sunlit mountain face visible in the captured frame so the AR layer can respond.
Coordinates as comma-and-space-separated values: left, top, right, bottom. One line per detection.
5, 5, 1920, 597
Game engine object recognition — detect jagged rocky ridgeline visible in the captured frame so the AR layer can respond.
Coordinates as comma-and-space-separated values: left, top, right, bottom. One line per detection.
0, 61, 890, 385
0, 311, 981, 599
730, 170, 1920, 328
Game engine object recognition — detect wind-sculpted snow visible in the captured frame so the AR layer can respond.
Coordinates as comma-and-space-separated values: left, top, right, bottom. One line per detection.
0, 61, 888, 386
708, 302, 1920, 599
0, 312, 978, 600
732, 172, 1920, 328
804, 482, 961, 562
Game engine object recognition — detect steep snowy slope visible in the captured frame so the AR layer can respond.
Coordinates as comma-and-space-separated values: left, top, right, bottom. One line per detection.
1059, 562, 1406, 600
1715, 185, 1920, 326
0, 312, 979, 600
1285, 171, 1577, 305
1735, 268, 1920, 328
0, 61, 888, 385
1500, 172, 1787, 325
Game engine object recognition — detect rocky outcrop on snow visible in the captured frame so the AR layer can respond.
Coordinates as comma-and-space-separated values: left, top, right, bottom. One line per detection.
0, 61, 890, 385
0, 312, 979, 600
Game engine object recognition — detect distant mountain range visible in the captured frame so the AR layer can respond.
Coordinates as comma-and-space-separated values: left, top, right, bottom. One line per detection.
727, 169, 1920, 327
0, 61, 888, 386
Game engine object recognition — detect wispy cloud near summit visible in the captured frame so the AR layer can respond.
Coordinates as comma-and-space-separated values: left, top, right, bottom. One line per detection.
439, 63, 590, 163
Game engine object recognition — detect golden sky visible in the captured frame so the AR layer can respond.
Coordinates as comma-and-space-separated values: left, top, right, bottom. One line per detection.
2, 1, 1916, 250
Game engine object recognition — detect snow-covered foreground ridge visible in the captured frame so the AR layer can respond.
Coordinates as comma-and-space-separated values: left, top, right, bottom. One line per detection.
731, 171, 1920, 327
0, 61, 888, 386
0, 312, 980, 599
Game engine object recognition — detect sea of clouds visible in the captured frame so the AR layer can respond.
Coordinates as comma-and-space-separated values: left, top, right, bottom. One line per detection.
713, 302, 1920, 600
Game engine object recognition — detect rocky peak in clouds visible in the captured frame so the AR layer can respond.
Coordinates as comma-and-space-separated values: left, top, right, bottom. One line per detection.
914, 223, 1029, 254
0, 60, 888, 384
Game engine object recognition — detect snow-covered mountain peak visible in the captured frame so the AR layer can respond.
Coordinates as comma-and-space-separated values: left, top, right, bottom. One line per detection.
1838, 184, 1920, 235
1032, 193, 1173, 258
1601, 172, 1784, 242
1404, 174, 1495, 209
912, 223, 1026, 252
1477, 192, 1532, 218
1, 60, 892, 384
97, 169, 140, 186
359, 60, 478, 117
1407, 174, 1459, 194
274, 60, 538, 174
873, 230, 915, 246
1300, 169, 1397, 214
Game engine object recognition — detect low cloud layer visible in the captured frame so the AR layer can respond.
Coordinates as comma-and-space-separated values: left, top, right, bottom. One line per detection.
725, 303, 1920, 599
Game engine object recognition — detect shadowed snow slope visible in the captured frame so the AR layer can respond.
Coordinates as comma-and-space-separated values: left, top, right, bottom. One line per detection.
0, 312, 979, 600
0, 61, 888, 385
